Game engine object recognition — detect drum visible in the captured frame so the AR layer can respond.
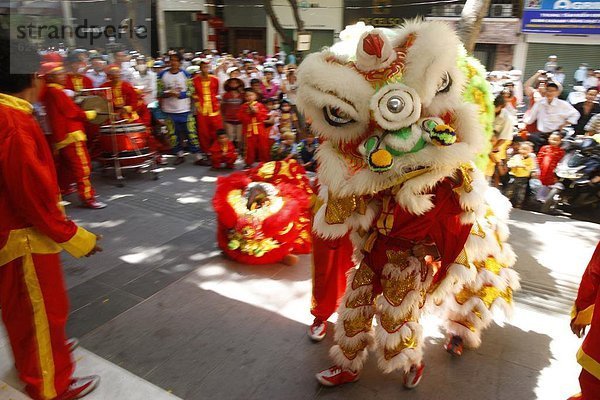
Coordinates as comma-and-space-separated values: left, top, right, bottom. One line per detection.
99, 123, 149, 155
76, 95, 110, 125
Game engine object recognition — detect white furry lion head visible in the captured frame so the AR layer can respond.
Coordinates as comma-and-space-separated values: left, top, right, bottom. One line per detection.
297, 20, 484, 196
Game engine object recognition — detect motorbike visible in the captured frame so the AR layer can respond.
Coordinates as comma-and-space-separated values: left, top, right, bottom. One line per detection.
541, 136, 600, 214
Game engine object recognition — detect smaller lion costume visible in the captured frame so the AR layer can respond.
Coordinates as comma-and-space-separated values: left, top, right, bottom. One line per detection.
213, 160, 312, 264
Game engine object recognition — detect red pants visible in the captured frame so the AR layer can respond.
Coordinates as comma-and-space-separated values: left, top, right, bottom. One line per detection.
310, 233, 354, 322
212, 152, 237, 169
245, 135, 270, 166
575, 369, 600, 400
57, 141, 95, 203
196, 114, 223, 154
0, 253, 73, 400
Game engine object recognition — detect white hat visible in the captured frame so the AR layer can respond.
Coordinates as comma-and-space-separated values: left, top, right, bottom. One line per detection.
226, 66, 239, 75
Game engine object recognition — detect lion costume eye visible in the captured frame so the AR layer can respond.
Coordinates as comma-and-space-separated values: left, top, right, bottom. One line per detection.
323, 106, 355, 126
436, 72, 452, 94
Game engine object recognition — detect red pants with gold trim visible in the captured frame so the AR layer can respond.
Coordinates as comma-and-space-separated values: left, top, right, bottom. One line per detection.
196, 114, 223, 154
0, 253, 73, 400
56, 141, 95, 203
310, 233, 354, 322
245, 135, 270, 166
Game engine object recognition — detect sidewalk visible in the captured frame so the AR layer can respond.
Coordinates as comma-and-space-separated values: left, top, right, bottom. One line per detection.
1, 162, 599, 400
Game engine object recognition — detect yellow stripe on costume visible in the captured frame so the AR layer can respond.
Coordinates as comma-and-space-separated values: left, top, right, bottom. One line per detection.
54, 130, 87, 152
22, 253, 57, 400
577, 347, 600, 381
74, 141, 93, 200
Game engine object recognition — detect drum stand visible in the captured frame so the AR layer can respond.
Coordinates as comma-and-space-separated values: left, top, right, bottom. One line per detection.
79, 87, 160, 187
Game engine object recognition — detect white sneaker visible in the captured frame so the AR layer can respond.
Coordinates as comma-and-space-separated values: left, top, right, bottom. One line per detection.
403, 363, 425, 389
308, 320, 326, 342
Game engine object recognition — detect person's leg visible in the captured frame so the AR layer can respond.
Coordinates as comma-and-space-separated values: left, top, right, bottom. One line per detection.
196, 115, 211, 154
579, 368, 600, 399
514, 177, 528, 207
0, 254, 74, 400
245, 136, 256, 166
327, 262, 377, 372
310, 233, 354, 324
224, 153, 237, 168
234, 124, 243, 154
373, 251, 432, 377
60, 142, 96, 204
167, 115, 183, 156
258, 134, 270, 162
211, 153, 223, 169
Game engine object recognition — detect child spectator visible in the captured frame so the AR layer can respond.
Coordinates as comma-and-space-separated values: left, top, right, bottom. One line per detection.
536, 133, 565, 201
238, 88, 269, 168
271, 131, 298, 161
250, 78, 264, 103
297, 131, 319, 172
506, 141, 536, 208
262, 67, 280, 99
209, 129, 238, 170
221, 77, 244, 152
276, 99, 299, 134
263, 97, 278, 147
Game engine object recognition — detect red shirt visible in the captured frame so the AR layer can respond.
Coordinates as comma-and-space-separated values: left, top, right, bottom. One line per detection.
192, 74, 220, 116
574, 242, 600, 380
238, 101, 268, 137
537, 144, 565, 186
65, 74, 93, 92
41, 83, 88, 146
0, 94, 79, 251
209, 140, 237, 157
221, 91, 243, 123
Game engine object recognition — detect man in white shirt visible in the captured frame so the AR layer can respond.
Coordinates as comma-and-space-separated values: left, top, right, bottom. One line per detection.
86, 55, 107, 88
574, 64, 588, 85
524, 82, 580, 151
157, 53, 206, 165
132, 56, 157, 105
584, 70, 599, 90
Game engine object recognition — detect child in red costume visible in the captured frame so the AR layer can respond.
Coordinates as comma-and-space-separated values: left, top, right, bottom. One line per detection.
238, 88, 269, 168
193, 60, 223, 155
209, 130, 238, 170
569, 241, 600, 400
538, 133, 565, 186
40, 62, 106, 209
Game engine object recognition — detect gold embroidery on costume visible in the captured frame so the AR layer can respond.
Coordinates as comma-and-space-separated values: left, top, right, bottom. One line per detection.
455, 285, 513, 309
351, 264, 375, 290
325, 195, 357, 224
344, 313, 373, 337
346, 290, 374, 309
383, 336, 418, 360
380, 312, 414, 333
382, 271, 417, 307
454, 249, 470, 269
470, 221, 486, 238
386, 250, 411, 270
341, 339, 370, 360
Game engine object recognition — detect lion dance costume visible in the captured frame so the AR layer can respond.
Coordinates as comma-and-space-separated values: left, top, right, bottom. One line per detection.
296, 21, 520, 388
213, 160, 312, 265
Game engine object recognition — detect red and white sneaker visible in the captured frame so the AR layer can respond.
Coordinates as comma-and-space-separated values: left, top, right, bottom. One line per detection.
66, 337, 79, 352
54, 376, 100, 400
308, 320, 327, 342
403, 363, 425, 389
316, 366, 359, 387
445, 335, 464, 357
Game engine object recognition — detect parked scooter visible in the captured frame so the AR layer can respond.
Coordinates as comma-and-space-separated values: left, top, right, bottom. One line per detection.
541, 136, 600, 213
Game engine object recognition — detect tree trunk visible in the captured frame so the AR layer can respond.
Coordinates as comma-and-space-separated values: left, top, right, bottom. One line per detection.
264, 0, 292, 46
287, 0, 305, 31
456, 0, 492, 54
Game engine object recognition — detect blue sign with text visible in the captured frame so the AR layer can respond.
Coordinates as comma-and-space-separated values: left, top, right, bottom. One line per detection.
522, 0, 600, 34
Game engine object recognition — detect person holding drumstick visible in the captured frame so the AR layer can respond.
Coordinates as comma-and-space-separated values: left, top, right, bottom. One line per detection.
41, 61, 106, 209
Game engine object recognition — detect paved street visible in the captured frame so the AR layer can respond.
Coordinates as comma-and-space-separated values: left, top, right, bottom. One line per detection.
1, 161, 599, 400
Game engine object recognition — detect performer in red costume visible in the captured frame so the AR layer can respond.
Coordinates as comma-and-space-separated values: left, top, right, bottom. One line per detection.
209, 130, 238, 170
193, 60, 223, 155
101, 64, 142, 123
0, 38, 102, 399
569, 241, 600, 400
64, 53, 93, 93
40, 62, 106, 209
238, 88, 269, 168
